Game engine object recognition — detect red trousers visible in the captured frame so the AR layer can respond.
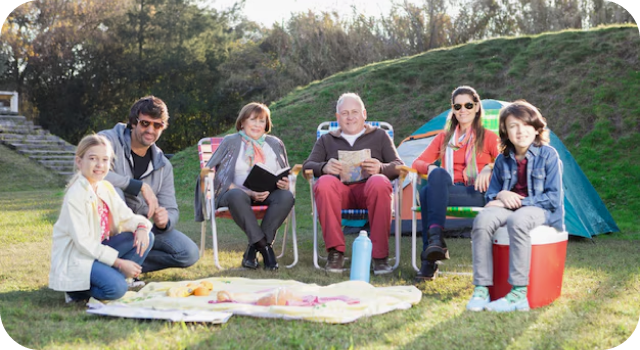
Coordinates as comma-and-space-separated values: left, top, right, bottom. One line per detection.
314, 174, 392, 259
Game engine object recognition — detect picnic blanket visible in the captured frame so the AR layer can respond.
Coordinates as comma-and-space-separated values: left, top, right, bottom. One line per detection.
87, 277, 422, 324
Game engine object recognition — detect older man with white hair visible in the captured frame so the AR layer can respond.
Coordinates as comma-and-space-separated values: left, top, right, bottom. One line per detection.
303, 92, 403, 275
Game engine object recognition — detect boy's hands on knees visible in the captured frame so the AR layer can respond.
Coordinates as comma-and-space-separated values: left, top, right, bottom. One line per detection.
485, 200, 505, 208
496, 190, 524, 209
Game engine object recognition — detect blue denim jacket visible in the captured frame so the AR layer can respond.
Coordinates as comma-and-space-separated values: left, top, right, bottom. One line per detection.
486, 144, 565, 231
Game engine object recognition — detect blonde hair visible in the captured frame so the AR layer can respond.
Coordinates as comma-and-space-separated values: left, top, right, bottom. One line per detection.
66, 134, 113, 189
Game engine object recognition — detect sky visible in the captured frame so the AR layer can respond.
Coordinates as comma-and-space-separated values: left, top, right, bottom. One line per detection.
207, 0, 422, 27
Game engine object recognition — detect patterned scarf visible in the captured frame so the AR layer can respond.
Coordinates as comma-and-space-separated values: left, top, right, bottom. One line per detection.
239, 130, 266, 167
444, 125, 478, 186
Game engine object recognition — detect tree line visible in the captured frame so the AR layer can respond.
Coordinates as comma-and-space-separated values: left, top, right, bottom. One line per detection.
0, 0, 634, 152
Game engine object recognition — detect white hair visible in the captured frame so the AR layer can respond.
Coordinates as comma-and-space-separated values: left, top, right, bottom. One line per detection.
336, 93, 365, 113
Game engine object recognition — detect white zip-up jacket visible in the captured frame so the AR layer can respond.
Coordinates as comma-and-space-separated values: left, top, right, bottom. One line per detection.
48, 175, 151, 291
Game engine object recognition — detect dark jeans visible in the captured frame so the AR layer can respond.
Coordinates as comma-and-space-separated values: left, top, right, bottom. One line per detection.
68, 231, 154, 301
218, 188, 294, 246
419, 168, 485, 250
142, 227, 200, 273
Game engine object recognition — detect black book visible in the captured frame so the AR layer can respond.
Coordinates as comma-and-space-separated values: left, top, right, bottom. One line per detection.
243, 163, 291, 192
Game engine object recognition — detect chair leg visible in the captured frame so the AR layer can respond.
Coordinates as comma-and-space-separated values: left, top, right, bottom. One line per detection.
210, 209, 222, 270
285, 207, 298, 268
312, 202, 323, 270
411, 176, 420, 272
199, 221, 206, 258
277, 217, 288, 259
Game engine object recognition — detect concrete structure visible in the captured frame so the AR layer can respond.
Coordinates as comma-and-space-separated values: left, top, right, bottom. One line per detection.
0, 91, 19, 114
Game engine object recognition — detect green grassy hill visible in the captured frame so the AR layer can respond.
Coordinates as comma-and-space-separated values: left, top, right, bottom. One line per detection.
173, 24, 640, 236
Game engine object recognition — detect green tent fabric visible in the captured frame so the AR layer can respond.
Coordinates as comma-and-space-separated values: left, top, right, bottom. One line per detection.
398, 99, 619, 239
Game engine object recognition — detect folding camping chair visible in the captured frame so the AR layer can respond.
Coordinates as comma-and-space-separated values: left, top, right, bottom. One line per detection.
303, 121, 402, 271
397, 109, 501, 272
198, 137, 302, 269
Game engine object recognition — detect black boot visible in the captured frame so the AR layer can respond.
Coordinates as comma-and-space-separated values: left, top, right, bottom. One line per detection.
242, 244, 259, 269
421, 226, 449, 262
415, 260, 439, 282
258, 245, 279, 271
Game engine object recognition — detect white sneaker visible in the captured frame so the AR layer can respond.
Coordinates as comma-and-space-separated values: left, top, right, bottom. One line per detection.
64, 292, 73, 304
127, 278, 146, 288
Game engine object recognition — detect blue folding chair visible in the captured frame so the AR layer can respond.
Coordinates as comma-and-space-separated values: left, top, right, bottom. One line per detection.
304, 121, 402, 271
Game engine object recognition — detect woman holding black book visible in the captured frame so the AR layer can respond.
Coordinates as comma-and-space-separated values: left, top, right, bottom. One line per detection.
199, 102, 293, 270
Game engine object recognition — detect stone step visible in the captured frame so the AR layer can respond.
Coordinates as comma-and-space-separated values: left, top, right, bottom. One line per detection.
57, 171, 75, 179
12, 142, 74, 150
0, 133, 25, 142
38, 159, 76, 167
46, 164, 75, 172
0, 115, 27, 122
17, 149, 76, 157
29, 155, 75, 161
0, 126, 33, 134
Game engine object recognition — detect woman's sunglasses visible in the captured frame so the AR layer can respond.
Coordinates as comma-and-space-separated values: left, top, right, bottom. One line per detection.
452, 102, 476, 111
136, 118, 165, 130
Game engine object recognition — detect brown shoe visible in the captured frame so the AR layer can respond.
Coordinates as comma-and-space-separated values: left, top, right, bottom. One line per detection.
372, 258, 393, 275
325, 249, 345, 273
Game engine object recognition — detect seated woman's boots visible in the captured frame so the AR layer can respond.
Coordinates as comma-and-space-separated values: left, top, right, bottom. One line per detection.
257, 245, 279, 271
242, 244, 259, 269
421, 226, 450, 262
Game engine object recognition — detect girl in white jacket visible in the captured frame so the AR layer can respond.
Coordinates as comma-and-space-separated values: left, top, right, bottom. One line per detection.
49, 134, 154, 302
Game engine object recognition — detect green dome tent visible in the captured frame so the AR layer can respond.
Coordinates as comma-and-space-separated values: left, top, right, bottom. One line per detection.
396, 99, 619, 239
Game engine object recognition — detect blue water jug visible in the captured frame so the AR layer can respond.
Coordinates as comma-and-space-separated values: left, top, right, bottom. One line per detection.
350, 230, 372, 282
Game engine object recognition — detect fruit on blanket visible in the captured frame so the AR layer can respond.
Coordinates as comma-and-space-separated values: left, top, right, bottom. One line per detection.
200, 281, 213, 290
166, 286, 193, 297
217, 290, 232, 302
256, 288, 295, 306
193, 286, 211, 296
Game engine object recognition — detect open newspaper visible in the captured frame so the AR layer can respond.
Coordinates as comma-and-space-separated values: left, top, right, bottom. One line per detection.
338, 149, 371, 183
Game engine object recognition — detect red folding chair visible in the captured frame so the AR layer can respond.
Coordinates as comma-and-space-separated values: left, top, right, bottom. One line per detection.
198, 137, 301, 269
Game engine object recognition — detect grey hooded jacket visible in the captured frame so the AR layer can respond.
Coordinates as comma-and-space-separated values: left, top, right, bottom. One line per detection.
99, 123, 178, 232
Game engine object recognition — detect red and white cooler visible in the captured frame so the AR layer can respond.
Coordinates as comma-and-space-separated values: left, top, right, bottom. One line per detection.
489, 225, 568, 308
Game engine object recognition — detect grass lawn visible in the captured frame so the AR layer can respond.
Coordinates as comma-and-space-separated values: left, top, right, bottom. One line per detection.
1, 178, 639, 349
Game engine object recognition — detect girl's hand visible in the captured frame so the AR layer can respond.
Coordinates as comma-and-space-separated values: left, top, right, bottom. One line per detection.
134, 227, 150, 257
115, 258, 142, 279
277, 177, 290, 191
496, 190, 524, 209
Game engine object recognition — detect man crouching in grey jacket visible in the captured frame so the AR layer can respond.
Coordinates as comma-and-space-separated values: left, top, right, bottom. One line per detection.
99, 96, 199, 275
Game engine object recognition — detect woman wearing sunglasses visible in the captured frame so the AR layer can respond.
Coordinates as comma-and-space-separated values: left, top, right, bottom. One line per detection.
411, 86, 500, 281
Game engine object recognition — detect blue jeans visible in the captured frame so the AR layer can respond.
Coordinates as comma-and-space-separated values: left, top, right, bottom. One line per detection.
419, 168, 485, 250
141, 228, 200, 273
68, 231, 154, 301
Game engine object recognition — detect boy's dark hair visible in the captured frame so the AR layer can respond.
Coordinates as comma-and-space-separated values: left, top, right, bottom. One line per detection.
498, 100, 549, 156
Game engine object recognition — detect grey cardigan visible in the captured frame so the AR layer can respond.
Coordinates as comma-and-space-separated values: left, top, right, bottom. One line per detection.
194, 133, 289, 222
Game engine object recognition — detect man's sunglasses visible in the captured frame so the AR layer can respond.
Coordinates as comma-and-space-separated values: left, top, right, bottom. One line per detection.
452, 102, 476, 111
136, 118, 165, 130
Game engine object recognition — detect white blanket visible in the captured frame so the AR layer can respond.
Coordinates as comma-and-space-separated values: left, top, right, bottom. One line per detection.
87, 277, 422, 324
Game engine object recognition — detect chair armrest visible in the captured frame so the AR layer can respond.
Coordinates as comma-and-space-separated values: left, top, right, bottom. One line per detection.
290, 164, 303, 177
396, 165, 428, 180
303, 169, 314, 182
199, 167, 215, 196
